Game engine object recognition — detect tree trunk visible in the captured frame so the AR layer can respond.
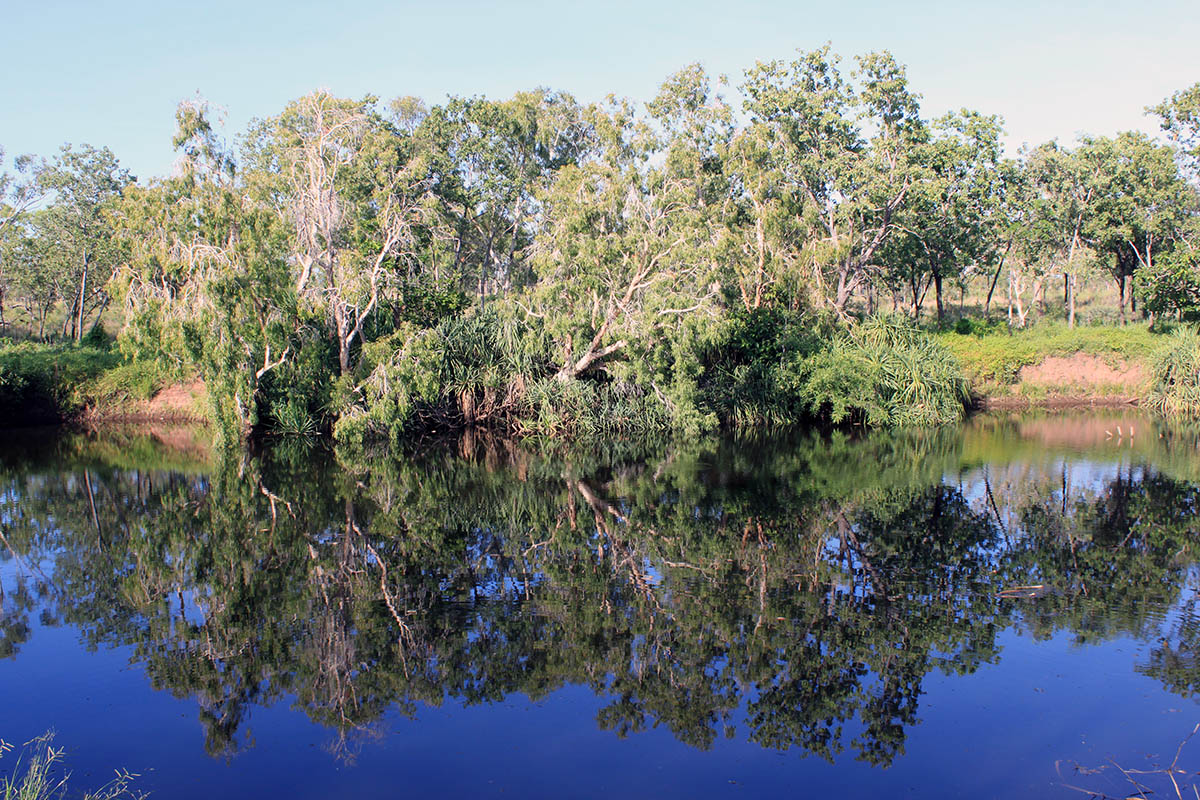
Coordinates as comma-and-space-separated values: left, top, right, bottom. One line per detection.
1117, 274, 1127, 326
932, 264, 945, 323
983, 241, 1012, 318
1067, 272, 1076, 329
75, 251, 89, 344
86, 296, 109, 338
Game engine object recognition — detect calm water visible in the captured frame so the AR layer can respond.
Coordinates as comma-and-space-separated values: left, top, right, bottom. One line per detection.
1, 411, 1198, 798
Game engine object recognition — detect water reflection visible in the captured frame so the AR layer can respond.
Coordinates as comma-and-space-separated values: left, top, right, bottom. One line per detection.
0, 416, 1197, 769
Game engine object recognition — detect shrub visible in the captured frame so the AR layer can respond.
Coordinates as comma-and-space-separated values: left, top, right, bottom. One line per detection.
799, 316, 970, 426
1147, 326, 1200, 417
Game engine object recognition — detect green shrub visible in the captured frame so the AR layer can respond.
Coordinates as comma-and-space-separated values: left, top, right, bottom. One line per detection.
1147, 326, 1200, 417
800, 316, 970, 426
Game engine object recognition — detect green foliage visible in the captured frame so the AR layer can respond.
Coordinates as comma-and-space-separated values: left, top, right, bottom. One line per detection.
84, 359, 170, 405
799, 316, 969, 425
698, 305, 827, 427
1136, 249, 1200, 321
0, 341, 119, 422
1147, 326, 1200, 416
8, 61, 1191, 440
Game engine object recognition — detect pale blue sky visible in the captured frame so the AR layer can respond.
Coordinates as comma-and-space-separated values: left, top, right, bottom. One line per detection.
3, 0, 1198, 180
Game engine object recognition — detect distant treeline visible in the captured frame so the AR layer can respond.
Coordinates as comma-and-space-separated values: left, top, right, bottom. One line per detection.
1, 47, 1198, 439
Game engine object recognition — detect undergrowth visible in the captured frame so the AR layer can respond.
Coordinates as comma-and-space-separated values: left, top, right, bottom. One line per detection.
0, 341, 120, 423
1147, 326, 1200, 417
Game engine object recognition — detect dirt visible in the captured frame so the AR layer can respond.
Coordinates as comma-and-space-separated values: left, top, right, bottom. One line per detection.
978, 353, 1147, 410
85, 379, 209, 423
1016, 354, 1146, 390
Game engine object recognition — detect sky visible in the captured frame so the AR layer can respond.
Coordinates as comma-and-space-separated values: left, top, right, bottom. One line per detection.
3, 0, 1199, 180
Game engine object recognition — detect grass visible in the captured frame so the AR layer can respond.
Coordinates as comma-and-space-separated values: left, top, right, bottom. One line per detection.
79, 360, 181, 419
936, 321, 1163, 395
0, 341, 120, 422
0, 338, 190, 424
1, 733, 144, 800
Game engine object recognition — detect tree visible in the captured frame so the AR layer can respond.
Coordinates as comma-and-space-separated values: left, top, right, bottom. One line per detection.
527, 94, 724, 401
1083, 132, 1192, 323
418, 90, 591, 301
246, 92, 433, 376
1152, 82, 1200, 182
113, 98, 297, 436
740, 46, 925, 318
883, 110, 1005, 321
2, 213, 60, 336
0, 146, 40, 236
34, 144, 133, 341
1023, 141, 1102, 327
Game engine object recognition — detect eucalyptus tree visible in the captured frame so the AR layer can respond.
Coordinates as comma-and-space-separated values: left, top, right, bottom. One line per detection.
883, 110, 1005, 320
996, 153, 1065, 326
721, 122, 806, 311
0, 145, 39, 236
740, 46, 925, 318
34, 143, 133, 341
1152, 82, 1200, 182
1082, 132, 1192, 323
1, 214, 58, 336
0, 146, 41, 325
1021, 141, 1107, 327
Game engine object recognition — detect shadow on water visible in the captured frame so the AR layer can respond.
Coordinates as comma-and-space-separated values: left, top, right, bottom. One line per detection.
1, 411, 1199, 794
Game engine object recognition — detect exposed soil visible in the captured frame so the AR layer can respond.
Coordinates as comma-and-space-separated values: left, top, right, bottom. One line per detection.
977, 353, 1147, 410
1016, 354, 1146, 390
85, 380, 209, 423
979, 394, 1141, 410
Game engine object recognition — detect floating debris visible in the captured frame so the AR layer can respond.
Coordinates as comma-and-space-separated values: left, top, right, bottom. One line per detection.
997, 584, 1049, 599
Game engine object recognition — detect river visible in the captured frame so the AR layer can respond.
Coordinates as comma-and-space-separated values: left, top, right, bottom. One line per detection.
0, 410, 1196, 798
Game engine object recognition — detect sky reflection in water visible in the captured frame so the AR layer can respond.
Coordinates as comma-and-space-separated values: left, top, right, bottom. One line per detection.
0, 411, 1197, 798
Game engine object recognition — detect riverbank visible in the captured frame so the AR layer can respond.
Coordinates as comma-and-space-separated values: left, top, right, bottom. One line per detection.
0, 339, 208, 427
937, 322, 1163, 410
3, 322, 1193, 432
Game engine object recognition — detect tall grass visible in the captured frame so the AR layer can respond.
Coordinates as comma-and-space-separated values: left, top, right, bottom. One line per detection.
1147, 326, 1200, 417
1, 733, 144, 800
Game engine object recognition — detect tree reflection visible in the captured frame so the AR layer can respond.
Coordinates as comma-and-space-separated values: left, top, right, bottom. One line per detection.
0, 427, 1197, 767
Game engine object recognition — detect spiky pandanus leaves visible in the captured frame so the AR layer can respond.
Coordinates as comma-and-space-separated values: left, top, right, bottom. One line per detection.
799, 315, 969, 426
1148, 326, 1200, 417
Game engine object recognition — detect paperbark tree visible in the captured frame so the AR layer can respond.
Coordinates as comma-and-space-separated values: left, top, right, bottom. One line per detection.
113, 98, 296, 436
250, 92, 432, 376
528, 97, 723, 385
